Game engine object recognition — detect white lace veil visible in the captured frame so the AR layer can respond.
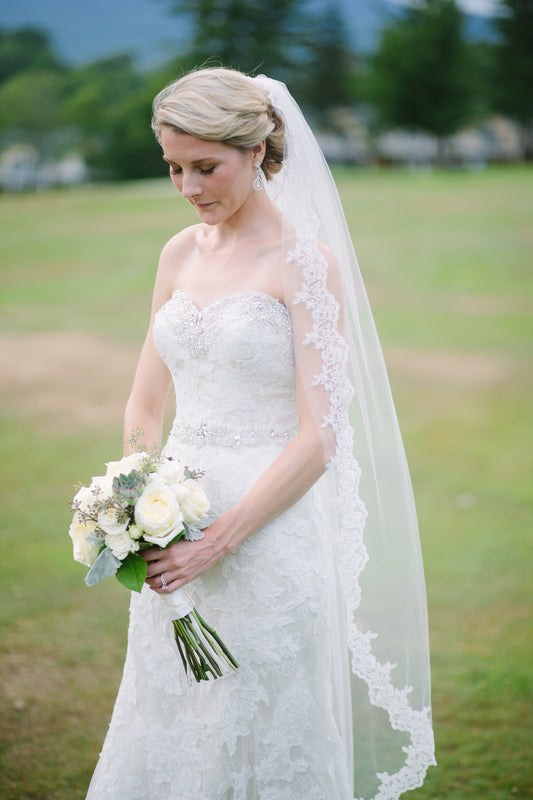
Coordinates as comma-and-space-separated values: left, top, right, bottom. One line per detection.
254, 74, 436, 799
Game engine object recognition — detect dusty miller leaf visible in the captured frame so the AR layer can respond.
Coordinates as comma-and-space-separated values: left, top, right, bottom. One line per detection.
84, 547, 122, 587
183, 522, 204, 541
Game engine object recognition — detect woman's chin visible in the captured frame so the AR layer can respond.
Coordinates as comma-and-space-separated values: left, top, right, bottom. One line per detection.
194, 204, 221, 223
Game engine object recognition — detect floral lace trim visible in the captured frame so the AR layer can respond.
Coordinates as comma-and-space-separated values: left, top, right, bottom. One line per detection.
288, 228, 435, 799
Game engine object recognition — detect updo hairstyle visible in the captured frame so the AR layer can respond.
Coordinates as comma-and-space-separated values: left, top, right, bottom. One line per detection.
151, 68, 284, 180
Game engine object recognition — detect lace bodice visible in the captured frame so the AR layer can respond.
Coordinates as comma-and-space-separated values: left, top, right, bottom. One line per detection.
153, 290, 299, 445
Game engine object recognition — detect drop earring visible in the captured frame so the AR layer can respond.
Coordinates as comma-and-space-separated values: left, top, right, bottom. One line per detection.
253, 161, 265, 191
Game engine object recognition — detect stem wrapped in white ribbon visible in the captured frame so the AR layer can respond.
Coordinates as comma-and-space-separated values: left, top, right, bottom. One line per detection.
159, 587, 194, 619
158, 589, 239, 683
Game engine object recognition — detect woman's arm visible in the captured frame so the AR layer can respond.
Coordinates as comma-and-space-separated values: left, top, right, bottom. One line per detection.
123, 229, 197, 453
123, 332, 171, 453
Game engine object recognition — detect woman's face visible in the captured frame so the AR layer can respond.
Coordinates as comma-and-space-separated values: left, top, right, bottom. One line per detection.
160, 127, 259, 226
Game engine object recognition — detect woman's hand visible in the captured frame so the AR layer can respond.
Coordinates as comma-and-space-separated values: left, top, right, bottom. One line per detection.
143, 514, 237, 594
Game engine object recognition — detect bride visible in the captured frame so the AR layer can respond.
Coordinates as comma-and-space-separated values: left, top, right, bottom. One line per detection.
85, 67, 435, 800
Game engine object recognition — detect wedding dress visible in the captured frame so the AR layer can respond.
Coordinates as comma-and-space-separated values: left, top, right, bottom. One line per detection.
85, 289, 355, 800
86, 73, 435, 800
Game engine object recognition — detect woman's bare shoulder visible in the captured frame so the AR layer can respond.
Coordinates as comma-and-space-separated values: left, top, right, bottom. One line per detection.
160, 224, 203, 261
157, 224, 204, 286
151, 224, 203, 301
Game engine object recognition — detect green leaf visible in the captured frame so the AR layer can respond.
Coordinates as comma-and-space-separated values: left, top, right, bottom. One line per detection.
84, 547, 122, 587
115, 553, 147, 592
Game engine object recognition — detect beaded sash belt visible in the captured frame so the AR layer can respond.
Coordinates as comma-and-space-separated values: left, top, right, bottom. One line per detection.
169, 420, 298, 448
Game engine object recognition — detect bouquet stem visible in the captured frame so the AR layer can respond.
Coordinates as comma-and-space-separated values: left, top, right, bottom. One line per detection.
172, 610, 239, 683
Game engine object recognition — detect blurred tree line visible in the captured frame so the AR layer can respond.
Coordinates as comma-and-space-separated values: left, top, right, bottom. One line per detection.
0, 0, 531, 180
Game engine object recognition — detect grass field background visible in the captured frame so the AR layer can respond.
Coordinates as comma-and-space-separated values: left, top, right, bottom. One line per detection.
1, 166, 532, 799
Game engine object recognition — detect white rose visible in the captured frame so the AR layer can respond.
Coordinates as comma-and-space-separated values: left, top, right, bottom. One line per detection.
175, 479, 210, 525
135, 480, 184, 547
69, 515, 100, 567
105, 530, 139, 560
106, 452, 148, 479
90, 474, 114, 501
156, 459, 185, 487
97, 506, 129, 536
72, 484, 95, 514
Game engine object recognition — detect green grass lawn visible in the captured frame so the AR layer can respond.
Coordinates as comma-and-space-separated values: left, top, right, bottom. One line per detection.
1, 166, 532, 799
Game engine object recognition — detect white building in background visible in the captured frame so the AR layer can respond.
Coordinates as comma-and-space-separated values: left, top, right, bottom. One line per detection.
0, 144, 89, 191
375, 116, 526, 167
315, 110, 528, 168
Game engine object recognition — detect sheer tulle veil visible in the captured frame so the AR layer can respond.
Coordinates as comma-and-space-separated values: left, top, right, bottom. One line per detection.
253, 74, 436, 799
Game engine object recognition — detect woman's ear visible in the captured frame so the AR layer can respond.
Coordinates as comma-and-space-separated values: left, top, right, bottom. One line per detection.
251, 140, 266, 163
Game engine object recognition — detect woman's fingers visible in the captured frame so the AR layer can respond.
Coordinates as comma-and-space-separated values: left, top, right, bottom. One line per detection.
142, 546, 164, 563
142, 543, 180, 585
143, 558, 162, 579
141, 527, 221, 589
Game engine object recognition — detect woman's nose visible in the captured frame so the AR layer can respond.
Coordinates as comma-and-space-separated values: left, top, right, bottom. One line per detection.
180, 171, 201, 198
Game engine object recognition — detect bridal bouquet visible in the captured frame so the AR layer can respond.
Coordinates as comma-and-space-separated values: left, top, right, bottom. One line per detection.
68, 448, 238, 683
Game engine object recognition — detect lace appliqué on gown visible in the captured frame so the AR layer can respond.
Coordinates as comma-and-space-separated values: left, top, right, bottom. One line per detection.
85, 291, 354, 800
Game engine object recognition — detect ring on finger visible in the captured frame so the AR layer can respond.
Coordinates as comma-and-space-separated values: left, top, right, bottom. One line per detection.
160, 573, 168, 591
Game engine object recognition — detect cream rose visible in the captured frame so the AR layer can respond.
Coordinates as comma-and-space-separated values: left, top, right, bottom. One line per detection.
69, 515, 100, 567
90, 474, 114, 501
105, 530, 139, 560
174, 479, 210, 525
135, 480, 184, 546
97, 506, 129, 537
157, 458, 185, 487
73, 484, 94, 512
105, 452, 148, 479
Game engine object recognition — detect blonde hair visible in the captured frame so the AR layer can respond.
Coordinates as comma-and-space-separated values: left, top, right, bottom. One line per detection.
151, 68, 284, 180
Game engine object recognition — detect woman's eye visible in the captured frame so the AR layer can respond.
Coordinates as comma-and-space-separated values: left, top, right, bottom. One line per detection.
168, 165, 215, 176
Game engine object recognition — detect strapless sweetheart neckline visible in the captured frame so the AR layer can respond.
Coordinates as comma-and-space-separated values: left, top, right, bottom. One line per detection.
167, 287, 288, 317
